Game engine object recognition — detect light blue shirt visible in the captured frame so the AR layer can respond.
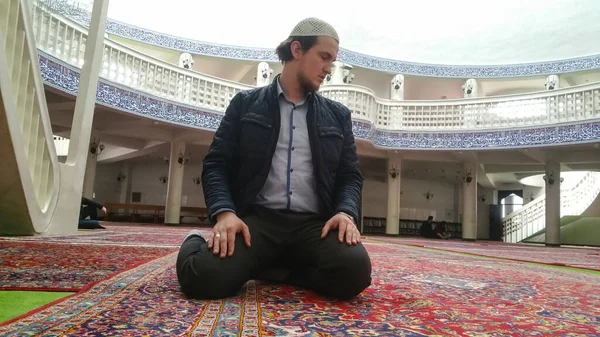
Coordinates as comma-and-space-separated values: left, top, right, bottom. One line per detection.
254, 80, 321, 213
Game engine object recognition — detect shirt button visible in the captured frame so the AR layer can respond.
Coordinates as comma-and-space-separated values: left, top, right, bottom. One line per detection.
292, 126, 296, 130
291, 147, 295, 151
289, 191, 293, 195
290, 168, 294, 172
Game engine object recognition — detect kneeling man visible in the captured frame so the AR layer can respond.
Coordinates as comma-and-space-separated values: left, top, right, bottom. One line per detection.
176, 17, 371, 300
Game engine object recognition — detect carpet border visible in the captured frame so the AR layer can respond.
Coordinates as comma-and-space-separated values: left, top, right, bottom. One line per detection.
367, 238, 600, 272
0, 247, 178, 326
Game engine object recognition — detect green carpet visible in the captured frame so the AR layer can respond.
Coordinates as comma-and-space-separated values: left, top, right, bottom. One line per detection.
0, 291, 73, 324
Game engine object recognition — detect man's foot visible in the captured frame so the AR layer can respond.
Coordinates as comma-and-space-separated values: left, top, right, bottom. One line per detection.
97, 224, 106, 229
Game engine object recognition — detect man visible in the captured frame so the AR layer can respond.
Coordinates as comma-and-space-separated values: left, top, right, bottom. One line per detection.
420, 216, 435, 239
79, 196, 107, 229
176, 17, 371, 300
435, 221, 452, 240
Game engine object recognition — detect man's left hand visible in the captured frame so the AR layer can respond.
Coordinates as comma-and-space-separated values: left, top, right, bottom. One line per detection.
321, 213, 361, 245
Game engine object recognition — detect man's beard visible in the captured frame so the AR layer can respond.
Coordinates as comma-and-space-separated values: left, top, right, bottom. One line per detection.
297, 71, 319, 96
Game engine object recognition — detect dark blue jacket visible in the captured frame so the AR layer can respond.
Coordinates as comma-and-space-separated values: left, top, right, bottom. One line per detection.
202, 75, 363, 223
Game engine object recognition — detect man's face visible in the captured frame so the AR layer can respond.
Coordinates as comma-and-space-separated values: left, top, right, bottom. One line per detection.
295, 36, 338, 94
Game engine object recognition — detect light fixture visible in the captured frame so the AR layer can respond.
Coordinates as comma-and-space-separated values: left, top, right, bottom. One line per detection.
177, 151, 190, 167
389, 166, 400, 179
192, 175, 201, 186
543, 172, 563, 185
424, 191, 434, 200
117, 173, 126, 182
159, 174, 168, 184
89, 138, 105, 158
463, 170, 473, 183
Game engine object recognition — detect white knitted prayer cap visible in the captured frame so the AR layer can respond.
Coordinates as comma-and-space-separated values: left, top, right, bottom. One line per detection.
289, 17, 339, 43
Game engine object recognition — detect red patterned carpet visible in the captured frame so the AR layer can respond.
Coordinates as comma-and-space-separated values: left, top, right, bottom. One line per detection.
0, 240, 176, 291
1, 241, 598, 336
370, 236, 600, 271
3, 223, 200, 247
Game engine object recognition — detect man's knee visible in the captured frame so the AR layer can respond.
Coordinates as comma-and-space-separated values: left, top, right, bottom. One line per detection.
336, 246, 372, 298
177, 254, 246, 299
319, 244, 372, 299
176, 236, 247, 300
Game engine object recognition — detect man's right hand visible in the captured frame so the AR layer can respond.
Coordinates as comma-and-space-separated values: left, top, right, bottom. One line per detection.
207, 211, 251, 258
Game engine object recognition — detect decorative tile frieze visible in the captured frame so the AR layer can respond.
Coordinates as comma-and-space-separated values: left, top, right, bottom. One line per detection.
38, 0, 600, 78
38, 53, 600, 150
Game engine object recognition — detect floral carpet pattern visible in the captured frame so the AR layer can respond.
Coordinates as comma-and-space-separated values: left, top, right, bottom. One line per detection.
0, 240, 176, 291
371, 236, 600, 271
1, 241, 598, 336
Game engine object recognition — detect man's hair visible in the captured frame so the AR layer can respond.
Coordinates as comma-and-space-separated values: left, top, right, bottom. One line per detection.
428, 216, 434, 220
275, 36, 318, 64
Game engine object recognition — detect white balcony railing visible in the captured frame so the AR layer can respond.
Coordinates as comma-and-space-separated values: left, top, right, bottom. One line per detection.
503, 171, 600, 243
0, 0, 60, 234
32, 3, 600, 132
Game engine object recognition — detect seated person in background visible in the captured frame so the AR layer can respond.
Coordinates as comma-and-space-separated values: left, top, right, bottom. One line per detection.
420, 216, 436, 238
176, 17, 372, 301
79, 196, 107, 229
435, 221, 451, 239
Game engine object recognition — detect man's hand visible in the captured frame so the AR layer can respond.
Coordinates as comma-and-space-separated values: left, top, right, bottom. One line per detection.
101, 207, 107, 216
321, 213, 361, 245
208, 211, 251, 258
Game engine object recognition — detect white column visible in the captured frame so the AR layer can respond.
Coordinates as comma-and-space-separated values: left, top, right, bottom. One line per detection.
545, 161, 561, 246
462, 162, 478, 241
48, 0, 110, 234
82, 149, 97, 199
118, 163, 131, 204
386, 157, 402, 235
65, 0, 109, 165
82, 131, 98, 199
165, 140, 186, 225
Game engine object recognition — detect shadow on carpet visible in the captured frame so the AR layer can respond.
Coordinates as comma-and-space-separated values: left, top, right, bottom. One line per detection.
1, 242, 598, 336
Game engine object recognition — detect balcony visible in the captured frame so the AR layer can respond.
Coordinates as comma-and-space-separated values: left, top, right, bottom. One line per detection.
32, 2, 600, 150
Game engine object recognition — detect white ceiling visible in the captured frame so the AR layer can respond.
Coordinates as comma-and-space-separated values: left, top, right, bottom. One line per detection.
105, 0, 600, 65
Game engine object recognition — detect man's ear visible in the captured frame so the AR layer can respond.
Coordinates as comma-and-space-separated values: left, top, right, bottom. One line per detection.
290, 40, 303, 60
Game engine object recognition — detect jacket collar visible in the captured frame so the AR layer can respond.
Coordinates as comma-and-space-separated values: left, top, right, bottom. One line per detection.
271, 74, 314, 104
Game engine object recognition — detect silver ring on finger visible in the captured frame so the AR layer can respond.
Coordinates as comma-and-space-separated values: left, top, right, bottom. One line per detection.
215, 233, 221, 238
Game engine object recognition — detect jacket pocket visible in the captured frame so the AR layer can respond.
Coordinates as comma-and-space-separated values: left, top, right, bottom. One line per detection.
240, 113, 274, 154
318, 126, 344, 170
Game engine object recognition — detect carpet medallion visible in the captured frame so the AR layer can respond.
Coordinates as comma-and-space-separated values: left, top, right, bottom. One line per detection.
1, 242, 598, 336
0, 240, 176, 291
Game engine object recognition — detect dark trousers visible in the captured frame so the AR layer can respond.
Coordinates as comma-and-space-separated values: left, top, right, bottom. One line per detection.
80, 206, 98, 220
78, 206, 100, 229
176, 206, 372, 300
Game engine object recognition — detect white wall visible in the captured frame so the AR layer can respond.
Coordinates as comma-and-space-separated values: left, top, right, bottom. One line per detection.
94, 163, 122, 202
362, 178, 457, 222
98, 163, 457, 221
94, 162, 206, 207
403, 76, 465, 100
348, 67, 394, 99
523, 185, 543, 205
477, 186, 494, 239
95, 162, 494, 239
